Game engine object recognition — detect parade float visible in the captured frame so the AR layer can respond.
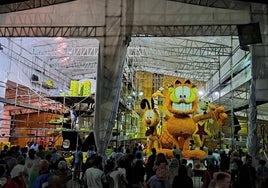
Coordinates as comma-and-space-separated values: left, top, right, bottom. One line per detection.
141, 79, 228, 160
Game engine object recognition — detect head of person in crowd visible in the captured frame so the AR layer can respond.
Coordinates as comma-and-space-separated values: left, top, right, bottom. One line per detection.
213, 172, 231, 188
135, 151, 143, 160
245, 155, 253, 166
58, 161, 68, 171
48, 175, 65, 188
155, 152, 168, 165
77, 145, 82, 151
181, 158, 187, 166
259, 159, 266, 166
93, 155, 103, 170
28, 148, 36, 159
178, 164, 188, 177
17, 155, 25, 165
39, 160, 50, 174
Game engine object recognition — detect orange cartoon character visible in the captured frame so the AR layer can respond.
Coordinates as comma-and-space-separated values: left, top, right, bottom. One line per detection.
159, 79, 227, 160
141, 88, 164, 153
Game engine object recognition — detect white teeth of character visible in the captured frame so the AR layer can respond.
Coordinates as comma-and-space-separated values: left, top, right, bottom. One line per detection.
172, 103, 192, 111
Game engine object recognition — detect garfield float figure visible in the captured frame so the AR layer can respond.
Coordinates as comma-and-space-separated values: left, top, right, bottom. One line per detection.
141, 88, 164, 153
159, 79, 227, 160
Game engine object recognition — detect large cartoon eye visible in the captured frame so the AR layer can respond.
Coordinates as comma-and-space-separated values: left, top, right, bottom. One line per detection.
182, 86, 191, 99
175, 86, 183, 99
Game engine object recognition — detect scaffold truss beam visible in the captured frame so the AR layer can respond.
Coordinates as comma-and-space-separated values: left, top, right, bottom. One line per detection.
0, 0, 76, 13
128, 46, 231, 57
0, 25, 238, 38
130, 25, 238, 37
167, 0, 250, 10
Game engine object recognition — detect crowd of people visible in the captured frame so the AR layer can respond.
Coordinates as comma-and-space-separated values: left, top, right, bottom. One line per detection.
0, 142, 268, 188
200, 149, 268, 188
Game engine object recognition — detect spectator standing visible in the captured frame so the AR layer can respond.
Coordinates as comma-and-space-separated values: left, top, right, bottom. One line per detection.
168, 156, 180, 185
87, 145, 96, 159
0, 165, 20, 188
73, 145, 83, 181
187, 162, 194, 178
145, 148, 157, 182
201, 163, 216, 188
148, 153, 170, 188
236, 155, 256, 188
1, 145, 9, 156
110, 158, 128, 188
54, 160, 72, 187
25, 149, 40, 188
32, 159, 54, 188
124, 153, 135, 187
131, 152, 145, 188
204, 151, 217, 169
50, 148, 61, 169
30, 143, 38, 152
83, 156, 106, 188
219, 151, 229, 172
10, 155, 27, 188
208, 171, 231, 188
172, 164, 193, 188
70, 107, 77, 130
229, 150, 241, 187
256, 159, 268, 188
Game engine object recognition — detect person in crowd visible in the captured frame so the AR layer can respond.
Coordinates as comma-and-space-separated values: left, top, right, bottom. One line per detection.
168, 155, 180, 185
1, 145, 9, 156
114, 146, 124, 161
87, 145, 96, 159
219, 150, 229, 172
186, 162, 194, 178
103, 158, 116, 188
131, 152, 145, 188
147, 152, 170, 188
32, 159, 54, 188
70, 107, 77, 130
145, 148, 157, 182
0, 165, 21, 188
260, 176, 268, 188
15, 145, 22, 157
53, 160, 72, 187
38, 137, 46, 149
256, 159, 268, 188
30, 143, 39, 151
172, 164, 193, 188
21, 147, 28, 158
47, 175, 66, 188
36, 145, 46, 159
109, 148, 118, 160
3, 149, 17, 176
201, 163, 216, 188
10, 155, 27, 188
50, 148, 61, 169
110, 158, 128, 188
83, 155, 106, 188
124, 153, 135, 187
236, 155, 256, 188
204, 151, 218, 169
229, 150, 241, 186
73, 145, 83, 181
132, 143, 139, 156
209, 171, 231, 188
135, 145, 143, 159
25, 148, 41, 188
